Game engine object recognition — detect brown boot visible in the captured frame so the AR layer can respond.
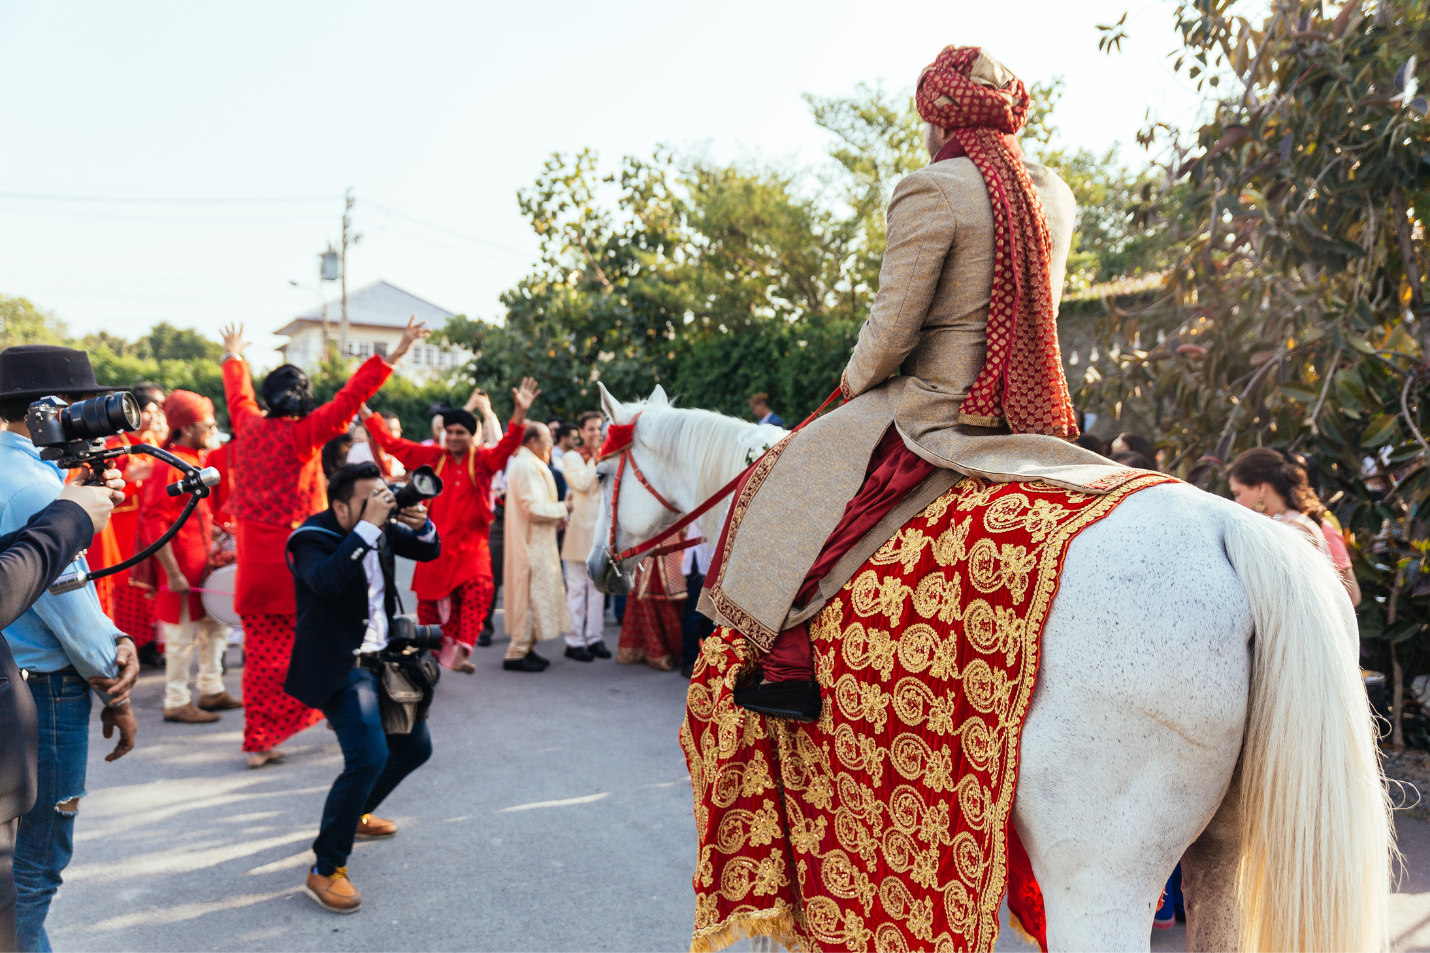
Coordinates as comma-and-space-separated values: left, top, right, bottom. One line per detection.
355, 813, 397, 838
197, 691, 243, 711
304, 867, 361, 914
163, 703, 220, 723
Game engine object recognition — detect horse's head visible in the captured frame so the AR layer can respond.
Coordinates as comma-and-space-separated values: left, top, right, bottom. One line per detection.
586, 381, 684, 595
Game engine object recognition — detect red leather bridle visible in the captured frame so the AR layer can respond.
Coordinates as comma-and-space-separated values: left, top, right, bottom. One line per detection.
598, 385, 845, 572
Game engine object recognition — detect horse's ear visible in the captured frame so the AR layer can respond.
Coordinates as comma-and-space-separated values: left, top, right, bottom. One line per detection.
598, 382, 624, 424
648, 384, 669, 407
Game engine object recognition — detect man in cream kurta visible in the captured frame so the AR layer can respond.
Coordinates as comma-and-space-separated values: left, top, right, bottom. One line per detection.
559, 411, 607, 660
503, 424, 571, 671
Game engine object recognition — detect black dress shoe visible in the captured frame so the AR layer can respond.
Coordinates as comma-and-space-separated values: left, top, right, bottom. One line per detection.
503, 656, 545, 672
476, 632, 492, 647
733, 679, 822, 722
526, 650, 550, 669
565, 645, 594, 662
587, 640, 612, 659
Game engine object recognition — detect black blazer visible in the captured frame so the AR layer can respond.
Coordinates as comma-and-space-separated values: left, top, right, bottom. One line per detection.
0, 499, 90, 823
283, 510, 440, 710
0, 499, 93, 631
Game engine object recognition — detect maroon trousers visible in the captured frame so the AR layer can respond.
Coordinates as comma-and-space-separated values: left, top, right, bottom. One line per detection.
762, 428, 935, 681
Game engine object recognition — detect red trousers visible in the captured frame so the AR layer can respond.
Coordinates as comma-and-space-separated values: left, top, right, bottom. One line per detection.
240, 613, 323, 752
418, 574, 494, 666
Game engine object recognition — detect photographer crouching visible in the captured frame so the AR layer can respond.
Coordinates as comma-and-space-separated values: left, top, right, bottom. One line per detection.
283, 462, 442, 914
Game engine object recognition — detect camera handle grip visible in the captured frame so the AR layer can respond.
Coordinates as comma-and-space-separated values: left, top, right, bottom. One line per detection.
46, 447, 218, 596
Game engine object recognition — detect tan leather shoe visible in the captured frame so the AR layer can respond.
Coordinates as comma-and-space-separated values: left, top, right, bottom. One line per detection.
355, 813, 397, 838
163, 703, 220, 723
197, 691, 243, 711
304, 866, 361, 913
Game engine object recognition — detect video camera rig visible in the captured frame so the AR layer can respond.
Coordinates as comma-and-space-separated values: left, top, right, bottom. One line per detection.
28, 393, 221, 595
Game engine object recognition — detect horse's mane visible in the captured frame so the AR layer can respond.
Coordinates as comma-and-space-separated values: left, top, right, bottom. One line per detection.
624, 399, 775, 542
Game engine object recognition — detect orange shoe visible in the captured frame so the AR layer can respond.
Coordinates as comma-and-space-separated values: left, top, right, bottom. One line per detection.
355, 813, 397, 838
304, 866, 361, 914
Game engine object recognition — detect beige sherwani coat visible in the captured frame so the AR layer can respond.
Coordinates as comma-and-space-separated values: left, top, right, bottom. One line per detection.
559, 451, 600, 563
702, 157, 1144, 651
503, 447, 571, 655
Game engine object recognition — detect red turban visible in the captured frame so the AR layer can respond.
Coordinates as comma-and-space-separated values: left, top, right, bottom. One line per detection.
915, 46, 1078, 439
163, 389, 214, 438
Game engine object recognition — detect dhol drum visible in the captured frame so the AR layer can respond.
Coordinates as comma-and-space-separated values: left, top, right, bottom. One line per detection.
200, 563, 241, 628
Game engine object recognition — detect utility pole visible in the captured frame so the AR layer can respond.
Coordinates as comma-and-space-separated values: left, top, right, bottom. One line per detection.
339, 188, 354, 359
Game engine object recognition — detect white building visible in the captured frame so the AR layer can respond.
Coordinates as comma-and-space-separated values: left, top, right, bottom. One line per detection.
275, 280, 468, 379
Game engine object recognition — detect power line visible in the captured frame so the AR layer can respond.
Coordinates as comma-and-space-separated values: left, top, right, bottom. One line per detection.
363, 201, 535, 259
0, 191, 339, 205
0, 205, 333, 224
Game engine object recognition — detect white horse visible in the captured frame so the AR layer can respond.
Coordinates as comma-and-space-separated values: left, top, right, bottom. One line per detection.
587, 384, 1393, 953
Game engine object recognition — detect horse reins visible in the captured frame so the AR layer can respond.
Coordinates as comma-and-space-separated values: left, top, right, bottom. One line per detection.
600, 384, 845, 569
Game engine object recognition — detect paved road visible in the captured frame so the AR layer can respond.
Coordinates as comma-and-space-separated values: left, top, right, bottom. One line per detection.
36, 562, 1430, 951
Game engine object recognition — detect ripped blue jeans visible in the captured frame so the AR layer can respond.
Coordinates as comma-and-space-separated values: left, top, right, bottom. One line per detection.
14, 672, 90, 953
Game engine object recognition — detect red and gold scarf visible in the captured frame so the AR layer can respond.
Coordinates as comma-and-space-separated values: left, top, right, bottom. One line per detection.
916, 46, 1078, 439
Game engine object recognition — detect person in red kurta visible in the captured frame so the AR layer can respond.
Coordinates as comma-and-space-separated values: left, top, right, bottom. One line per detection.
358, 379, 539, 673
220, 318, 429, 767
92, 384, 167, 649
139, 390, 244, 723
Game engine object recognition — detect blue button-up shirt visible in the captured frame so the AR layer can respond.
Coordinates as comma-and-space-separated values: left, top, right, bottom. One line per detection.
0, 430, 120, 679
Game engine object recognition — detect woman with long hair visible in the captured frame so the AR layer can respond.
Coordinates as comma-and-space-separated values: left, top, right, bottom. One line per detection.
1226, 447, 1361, 605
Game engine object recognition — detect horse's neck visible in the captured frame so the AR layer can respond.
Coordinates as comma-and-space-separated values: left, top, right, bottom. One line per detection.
646, 407, 771, 542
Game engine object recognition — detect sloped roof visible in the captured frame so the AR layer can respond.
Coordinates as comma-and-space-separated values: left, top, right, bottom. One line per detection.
275, 280, 455, 336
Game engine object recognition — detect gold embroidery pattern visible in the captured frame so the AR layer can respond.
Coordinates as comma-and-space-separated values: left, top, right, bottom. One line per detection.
684, 474, 1174, 953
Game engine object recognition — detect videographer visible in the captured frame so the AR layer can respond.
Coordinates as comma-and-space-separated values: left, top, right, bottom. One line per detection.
0, 344, 139, 952
283, 462, 440, 915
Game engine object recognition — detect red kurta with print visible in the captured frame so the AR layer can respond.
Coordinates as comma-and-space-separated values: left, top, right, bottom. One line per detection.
138, 444, 214, 625
83, 432, 160, 627
223, 354, 393, 615
206, 439, 237, 533
364, 415, 522, 601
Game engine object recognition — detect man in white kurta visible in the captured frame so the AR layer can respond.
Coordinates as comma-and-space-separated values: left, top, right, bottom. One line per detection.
559, 412, 606, 660
502, 424, 571, 671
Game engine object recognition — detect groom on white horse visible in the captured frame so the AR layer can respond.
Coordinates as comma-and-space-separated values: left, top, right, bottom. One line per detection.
653, 44, 1393, 953
704, 46, 1131, 721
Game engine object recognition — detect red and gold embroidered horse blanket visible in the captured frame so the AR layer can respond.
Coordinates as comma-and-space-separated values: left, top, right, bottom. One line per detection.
682, 474, 1172, 953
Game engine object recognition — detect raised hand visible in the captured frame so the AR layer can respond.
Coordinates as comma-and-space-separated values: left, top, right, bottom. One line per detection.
388, 314, 431, 364
220, 323, 247, 356
358, 402, 374, 421
511, 377, 540, 424
464, 389, 493, 415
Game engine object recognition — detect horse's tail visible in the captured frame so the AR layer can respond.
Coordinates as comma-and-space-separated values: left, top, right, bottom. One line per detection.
1221, 506, 1393, 952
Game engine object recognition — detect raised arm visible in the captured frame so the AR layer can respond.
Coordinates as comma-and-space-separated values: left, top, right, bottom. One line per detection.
478, 377, 539, 469
841, 172, 956, 399
361, 406, 439, 469
294, 316, 430, 451
464, 390, 502, 446
220, 323, 264, 435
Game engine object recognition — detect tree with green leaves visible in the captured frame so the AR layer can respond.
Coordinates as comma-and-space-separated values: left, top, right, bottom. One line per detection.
1081, 0, 1430, 749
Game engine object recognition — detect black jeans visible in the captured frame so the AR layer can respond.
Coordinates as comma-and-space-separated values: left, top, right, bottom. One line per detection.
313, 667, 431, 876
481, 514, 504, 639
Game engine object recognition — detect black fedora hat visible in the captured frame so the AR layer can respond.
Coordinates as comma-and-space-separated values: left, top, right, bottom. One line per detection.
0, 345, 123, 401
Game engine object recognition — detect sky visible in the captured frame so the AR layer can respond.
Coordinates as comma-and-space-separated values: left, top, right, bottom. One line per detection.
0, 0, 1210, 369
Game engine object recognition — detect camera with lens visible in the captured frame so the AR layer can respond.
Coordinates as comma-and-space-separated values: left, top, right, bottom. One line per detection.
26, 393, 141, 471
387, 616, 443, 653
388, 464, 443, 516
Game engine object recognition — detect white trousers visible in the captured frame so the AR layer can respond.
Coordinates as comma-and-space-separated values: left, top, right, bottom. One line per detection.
161, 601, 228, 710
564, 561, 605, 647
